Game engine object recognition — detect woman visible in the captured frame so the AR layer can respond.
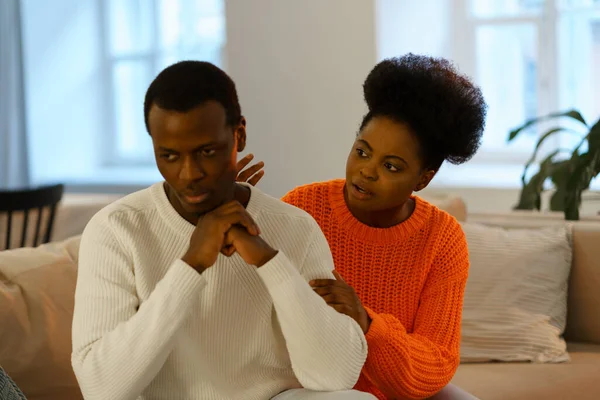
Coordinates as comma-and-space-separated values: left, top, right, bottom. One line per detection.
238, 54, 486, 399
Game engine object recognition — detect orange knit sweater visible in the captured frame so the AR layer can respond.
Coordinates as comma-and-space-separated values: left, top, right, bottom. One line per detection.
282, 179, 469, 400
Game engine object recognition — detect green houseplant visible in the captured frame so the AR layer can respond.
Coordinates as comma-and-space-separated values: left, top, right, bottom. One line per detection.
508, 110, 600, 220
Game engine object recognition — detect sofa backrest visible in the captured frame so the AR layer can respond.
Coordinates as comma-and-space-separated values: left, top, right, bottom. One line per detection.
468, 212, 600, 345
419, 194, 468, 222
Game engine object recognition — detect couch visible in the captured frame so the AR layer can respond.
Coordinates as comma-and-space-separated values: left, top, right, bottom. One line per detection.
451, 212, 600, 399
0, 194, 599, 399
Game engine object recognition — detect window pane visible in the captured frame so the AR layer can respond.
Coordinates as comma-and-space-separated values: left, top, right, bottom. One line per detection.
559, 0, 600, 8
470, 0, 544, 18
107, 0, 154, 55
558, 10, 600, 149
156, 0, 225, 61
112, 61, 154, 161
475, 24, 538, 152
107, 0, 226, 165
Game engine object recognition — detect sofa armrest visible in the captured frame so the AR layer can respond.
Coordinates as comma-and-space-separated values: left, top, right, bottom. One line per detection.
564, 225, 600, 344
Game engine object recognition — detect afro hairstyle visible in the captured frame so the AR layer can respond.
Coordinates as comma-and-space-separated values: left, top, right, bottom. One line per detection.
360, 53, 487, 171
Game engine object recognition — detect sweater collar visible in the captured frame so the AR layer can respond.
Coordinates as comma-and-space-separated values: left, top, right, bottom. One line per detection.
150, 182, 263, 237
328, 179, 430, 243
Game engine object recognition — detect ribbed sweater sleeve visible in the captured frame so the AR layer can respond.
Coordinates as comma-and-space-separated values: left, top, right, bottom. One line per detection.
71, 216, 206, 400
256, 222, 367, 391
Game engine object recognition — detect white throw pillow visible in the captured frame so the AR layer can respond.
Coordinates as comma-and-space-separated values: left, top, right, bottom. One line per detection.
460, 222, 572, 363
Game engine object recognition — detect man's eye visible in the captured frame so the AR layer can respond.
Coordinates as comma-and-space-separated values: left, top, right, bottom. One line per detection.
161, 154, 178, 162
202, 149, 216, 157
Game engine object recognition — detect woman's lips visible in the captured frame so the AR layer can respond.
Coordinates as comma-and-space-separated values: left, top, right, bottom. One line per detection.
349, 183, 374, 200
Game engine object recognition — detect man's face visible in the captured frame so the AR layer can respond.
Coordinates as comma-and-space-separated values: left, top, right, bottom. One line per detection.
149, 101, 245, 220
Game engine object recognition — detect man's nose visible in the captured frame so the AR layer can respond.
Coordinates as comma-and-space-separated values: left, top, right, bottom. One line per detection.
179, 156, 206, 181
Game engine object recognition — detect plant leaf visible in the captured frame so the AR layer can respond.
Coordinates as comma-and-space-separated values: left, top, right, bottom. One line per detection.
514, 151, 560, 210
564, 197, 580, 220
520, 139, 574, 186
520, 128, 565, 179
514, 179, 542, 210
508, 109, 588, 142
568, 152, 600, 192
549, 160, 572, 212
588, 118, 600, 153
560, 110, 588, 126
564, 150, 600, 220
550, 190, 566, 211
549, 161, 572, 188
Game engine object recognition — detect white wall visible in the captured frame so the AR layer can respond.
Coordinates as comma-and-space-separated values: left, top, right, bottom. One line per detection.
376, 0, 453, 61
225, 0, 376, 197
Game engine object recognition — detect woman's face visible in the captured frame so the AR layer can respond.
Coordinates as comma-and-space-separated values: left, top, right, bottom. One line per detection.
345, 116, 435, 217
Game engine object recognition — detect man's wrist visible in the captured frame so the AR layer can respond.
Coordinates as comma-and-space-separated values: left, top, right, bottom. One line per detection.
255, 248, 278, 268
181, 254, 208, 274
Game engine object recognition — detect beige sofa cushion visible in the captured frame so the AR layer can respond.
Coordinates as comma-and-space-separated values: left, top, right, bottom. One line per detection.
0, 236, 83, 400
452, 342, 600, 400
420, 195, 467, 222
460, 223, 572, 363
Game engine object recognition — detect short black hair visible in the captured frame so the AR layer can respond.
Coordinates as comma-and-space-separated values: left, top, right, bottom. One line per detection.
360, 53, 487, 171
143, 60, 242, 133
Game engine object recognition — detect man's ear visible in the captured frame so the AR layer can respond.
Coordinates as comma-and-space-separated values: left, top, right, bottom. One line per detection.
236, 117, 247, 152
414, 169, 436, 192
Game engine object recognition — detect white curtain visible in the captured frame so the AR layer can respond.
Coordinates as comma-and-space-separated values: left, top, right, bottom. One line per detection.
0, 0, 29, 189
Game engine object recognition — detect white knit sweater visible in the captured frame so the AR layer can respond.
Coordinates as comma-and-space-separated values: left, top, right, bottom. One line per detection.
71, 182, 367, 400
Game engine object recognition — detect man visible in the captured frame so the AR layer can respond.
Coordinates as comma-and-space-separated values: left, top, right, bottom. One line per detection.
71, 61, 371, 400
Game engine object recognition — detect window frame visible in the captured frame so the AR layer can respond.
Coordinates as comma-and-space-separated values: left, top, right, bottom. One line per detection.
451, 0, 561, 167
98, 0, 225, 167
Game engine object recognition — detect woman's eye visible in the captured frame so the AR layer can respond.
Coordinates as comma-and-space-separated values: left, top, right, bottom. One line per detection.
385, 163, 399, 172
356, 148, 367, 157
202, 149, 216, 157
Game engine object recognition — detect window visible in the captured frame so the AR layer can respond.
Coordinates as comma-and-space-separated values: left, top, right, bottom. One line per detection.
103, 0, 225, 165
557, 0, 600, 148
435, 0, 600, 188
453, 0, 600, 161
21, 0, 226, 187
